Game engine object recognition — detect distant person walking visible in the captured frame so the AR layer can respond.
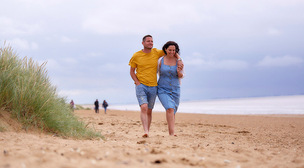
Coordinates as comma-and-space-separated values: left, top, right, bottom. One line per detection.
70, 100, 75, 112
129, 35, 183, 138
157, 41, 184, 136
102, 100, 108, 114
94, 99, 99, 113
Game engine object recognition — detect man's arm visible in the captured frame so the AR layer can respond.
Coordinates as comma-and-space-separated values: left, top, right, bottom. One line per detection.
130, 67, 141, 85
177, 65, 184, 78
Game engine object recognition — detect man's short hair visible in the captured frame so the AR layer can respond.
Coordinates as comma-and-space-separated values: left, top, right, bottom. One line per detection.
143, 35, 152, 42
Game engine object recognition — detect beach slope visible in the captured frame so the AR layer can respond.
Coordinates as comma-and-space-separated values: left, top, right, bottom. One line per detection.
1, 110, 304, 168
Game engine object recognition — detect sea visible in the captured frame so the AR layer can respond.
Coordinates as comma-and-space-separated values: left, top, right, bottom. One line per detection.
108, 95, 304, 115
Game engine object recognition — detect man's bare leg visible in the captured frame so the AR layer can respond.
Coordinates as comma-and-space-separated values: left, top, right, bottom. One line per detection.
140, 104, 149, 137
147, 108, 152, 132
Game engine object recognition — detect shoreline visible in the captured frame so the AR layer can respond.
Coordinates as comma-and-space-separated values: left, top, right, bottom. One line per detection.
107, 109, 304, 117
84, 95, 304, 115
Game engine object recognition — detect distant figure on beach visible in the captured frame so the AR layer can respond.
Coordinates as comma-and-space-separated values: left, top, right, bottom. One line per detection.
70, 100, 75, 112
157, 41, 184, 136
94, 99, 99, 113
102, 100, 108, 114
129, 35, 183, 138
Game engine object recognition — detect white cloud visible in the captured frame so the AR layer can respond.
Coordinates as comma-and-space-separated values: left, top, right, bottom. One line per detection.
185, 56, 249, 71
58, 89, 89, 97
45, 59, 60, 70
82, 1, 200, 35
258, 55, 304, 67
103, 62, 128, 73
61, 57, 78, 65
60, 36, 78, 43
84, 52, 103, 58
0, 16, 41, 36
45, 57, 78, 72
267, 28, 281, 36
185, 52, 249, 70
216, 60, 249, 70
8, 38, 38, 50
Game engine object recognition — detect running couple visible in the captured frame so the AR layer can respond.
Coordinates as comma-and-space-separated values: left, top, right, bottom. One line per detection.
129, 35, 184, 137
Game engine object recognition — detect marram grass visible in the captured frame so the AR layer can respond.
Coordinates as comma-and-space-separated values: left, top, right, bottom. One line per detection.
0, 45, 102, 139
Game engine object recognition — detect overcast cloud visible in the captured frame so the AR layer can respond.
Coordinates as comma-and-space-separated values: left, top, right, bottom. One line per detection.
1, 0, 304, 104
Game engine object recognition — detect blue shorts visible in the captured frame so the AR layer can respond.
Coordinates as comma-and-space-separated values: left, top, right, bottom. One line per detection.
135, 84, 157, 109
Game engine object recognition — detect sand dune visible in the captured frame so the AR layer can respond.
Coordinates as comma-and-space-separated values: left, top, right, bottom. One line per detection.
1, 110, 304, 168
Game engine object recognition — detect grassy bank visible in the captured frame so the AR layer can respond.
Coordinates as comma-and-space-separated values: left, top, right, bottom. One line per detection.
0, 45, 102, 139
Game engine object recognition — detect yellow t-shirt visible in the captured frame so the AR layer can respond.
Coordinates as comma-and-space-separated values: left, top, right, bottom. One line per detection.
129, 48, 165, 86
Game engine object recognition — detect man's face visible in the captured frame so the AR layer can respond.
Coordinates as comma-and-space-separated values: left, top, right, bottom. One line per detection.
142, 37, 153, 49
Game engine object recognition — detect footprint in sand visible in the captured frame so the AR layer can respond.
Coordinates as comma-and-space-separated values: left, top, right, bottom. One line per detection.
152, 159, 166, 164
237, 130, 250, 134
137, 140, 146, 144
150, 148, 163, 154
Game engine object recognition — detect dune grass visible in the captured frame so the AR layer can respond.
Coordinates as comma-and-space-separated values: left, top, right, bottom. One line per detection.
0, 125, 5, 132
0, 45, 102, 139
75, 104, 91, 110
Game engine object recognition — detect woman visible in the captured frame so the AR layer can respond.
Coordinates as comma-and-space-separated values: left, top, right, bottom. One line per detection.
157, 41, 184, 136
102, 100, 108, 114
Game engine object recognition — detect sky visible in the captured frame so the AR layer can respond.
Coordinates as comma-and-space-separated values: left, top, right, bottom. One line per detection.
1, 0, 304, 105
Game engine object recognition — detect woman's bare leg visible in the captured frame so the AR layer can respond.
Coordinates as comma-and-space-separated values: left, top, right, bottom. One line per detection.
166, 108, 175, 135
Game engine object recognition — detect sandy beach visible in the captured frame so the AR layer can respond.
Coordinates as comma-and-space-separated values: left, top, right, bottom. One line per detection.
1, 109, 304, 168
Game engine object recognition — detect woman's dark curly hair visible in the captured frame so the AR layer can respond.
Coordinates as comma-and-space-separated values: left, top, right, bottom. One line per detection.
162, 41, 180, 55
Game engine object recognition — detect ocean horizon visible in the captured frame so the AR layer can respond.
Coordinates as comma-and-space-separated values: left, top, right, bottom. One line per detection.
83, 95, 304, 115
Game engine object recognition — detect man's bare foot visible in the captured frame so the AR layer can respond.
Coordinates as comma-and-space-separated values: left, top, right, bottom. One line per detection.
142, 134, 149, 138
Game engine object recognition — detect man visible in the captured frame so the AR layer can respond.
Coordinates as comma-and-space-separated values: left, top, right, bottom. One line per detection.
129, 35, 183, 138
70, 100, 75, 112
94, 99, 99, 113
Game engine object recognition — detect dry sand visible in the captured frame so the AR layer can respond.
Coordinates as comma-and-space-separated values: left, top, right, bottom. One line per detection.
1, 109, 304, 168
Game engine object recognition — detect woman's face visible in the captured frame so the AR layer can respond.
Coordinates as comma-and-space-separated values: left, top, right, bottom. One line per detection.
165, 45, 176, 57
